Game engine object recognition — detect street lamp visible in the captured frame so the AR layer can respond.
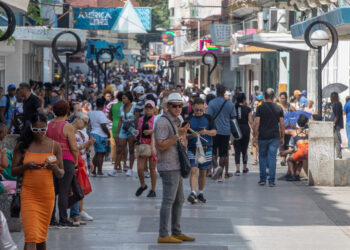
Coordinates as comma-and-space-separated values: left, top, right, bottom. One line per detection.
304, 21, 338, 121
0, 2, 16, 41
96, 48, 114, 90
52, 31, 82, 99
202, 52, 217, 87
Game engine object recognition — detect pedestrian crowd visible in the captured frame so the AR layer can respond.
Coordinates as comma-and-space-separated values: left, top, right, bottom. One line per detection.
0, 66, 346, 248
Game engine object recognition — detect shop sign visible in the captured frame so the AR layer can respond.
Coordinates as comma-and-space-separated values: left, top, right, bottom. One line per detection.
200, 40, 221, 53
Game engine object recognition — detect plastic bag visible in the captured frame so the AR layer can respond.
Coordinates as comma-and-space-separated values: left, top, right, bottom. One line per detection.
196, 136, 206, 165
76, 154, 92, 196
0, 211, 18, 250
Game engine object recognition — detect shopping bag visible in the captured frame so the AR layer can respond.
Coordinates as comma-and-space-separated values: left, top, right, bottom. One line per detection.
196, 137, 206, 164
76, 154, 92, 196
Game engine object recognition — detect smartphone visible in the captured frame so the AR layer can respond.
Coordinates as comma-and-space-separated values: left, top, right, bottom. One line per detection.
182, 121, 189, 127
198, 127, 205, 131
37, 163, 46, 168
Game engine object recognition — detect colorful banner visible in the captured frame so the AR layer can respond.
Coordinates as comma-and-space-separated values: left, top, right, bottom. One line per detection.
73, 8, 151, 31
200, 40, 221, 53
87, 40, 125, 61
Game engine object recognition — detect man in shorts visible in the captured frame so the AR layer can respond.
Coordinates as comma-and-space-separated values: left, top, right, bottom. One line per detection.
208, 85, 237, 181
187, 98, 216, 204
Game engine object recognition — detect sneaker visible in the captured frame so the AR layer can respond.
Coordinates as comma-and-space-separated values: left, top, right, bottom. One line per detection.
217, 176, 224, 183
108, 169, 117, 177
269, 183, 276, 187
147, 190, 156, 198
126, 169, 133, 177
158, 236, 182, 244
135, 185, 148, 197
70, 219, 80, 227
58, 220, 78, 228
258, 181, 266, 186
80, 210, 94, 221
286, 174, 294, 181
234, 171, 240, 176
294, 175, 301, 181
197, 193, 207, 203
187, 193, 198, 204
212, 166, 223, 180
145, 171, 150, 178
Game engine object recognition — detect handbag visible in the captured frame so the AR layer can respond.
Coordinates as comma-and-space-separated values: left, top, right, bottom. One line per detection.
139, 144, 152, 157
76, 154, 92, 196
10, 149, 25, 218
230, 118, 243, 140
68, 175, 85, 208
162, 115, 191, 178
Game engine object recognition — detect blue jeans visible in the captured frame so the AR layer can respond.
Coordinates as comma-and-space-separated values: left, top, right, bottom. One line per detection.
70, 202, 79, 219
346, 122, 350, 147
258, 138, 280, 184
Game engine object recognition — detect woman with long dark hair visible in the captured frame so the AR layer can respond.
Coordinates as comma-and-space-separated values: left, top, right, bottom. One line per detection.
115, 91, 138, 176
12, 113, 64, 250
233, 93, 253, 176
46, 100, 79, 227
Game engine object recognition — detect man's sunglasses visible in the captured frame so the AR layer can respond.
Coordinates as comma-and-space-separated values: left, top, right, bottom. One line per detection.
171, 104, 183, 109
31, 126, 47, 133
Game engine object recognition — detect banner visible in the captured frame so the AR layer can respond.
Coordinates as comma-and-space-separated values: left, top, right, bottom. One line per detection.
87, 40, 125, 61
2, 0, 29, 13
73, 8, 151, 31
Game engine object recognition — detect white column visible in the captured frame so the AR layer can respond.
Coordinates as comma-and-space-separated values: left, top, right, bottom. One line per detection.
5, 40, 24, 86
43, 47, 52, 83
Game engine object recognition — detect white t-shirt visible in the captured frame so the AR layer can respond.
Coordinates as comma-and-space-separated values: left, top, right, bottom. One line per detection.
88, 110, 111, 137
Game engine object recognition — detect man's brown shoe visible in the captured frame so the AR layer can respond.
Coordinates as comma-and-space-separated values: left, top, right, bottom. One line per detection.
172, 234, 196, 241
158, 236, 182, 243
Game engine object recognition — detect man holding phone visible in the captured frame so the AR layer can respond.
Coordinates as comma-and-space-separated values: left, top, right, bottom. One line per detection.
187, 98, 216, 204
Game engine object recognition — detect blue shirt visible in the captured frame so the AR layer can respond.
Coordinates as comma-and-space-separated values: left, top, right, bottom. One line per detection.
208, 97, 236, 136
344, 101, 350, 122
187, 114, 216, 148
0, 95, 16, 126
300, 96, 308, 108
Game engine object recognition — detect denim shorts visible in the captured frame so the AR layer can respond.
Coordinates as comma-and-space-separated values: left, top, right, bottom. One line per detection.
91, 133, 110, 153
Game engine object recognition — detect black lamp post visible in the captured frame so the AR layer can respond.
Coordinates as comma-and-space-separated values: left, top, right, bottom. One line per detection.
0, 2, 16, 41
169, 61, 175, 83
96, 48, 114, 90
202, 52, 218, 87
52, 31, 82, 99
304, 21, 338, 121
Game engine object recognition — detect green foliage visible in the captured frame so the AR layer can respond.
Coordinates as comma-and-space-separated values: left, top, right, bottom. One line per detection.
136, 0, 170, 30
0, 29, 15, 45
25, 2, 44, 25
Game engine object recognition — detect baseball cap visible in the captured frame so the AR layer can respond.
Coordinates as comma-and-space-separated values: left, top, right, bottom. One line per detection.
294, 90, 302, 96
7, 84, 16, 91
168, 92, 183, 103
302, 90, 307, 95
145, 100, 155, 108
134, 86, 144, 94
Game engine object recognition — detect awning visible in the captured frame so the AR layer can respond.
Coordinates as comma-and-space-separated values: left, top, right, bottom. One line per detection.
291, 7, 350, 39
172, 55, 202, 61
237, 33, 309, 51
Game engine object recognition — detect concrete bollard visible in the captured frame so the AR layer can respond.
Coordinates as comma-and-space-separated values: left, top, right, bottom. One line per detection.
308, 121, 335, 186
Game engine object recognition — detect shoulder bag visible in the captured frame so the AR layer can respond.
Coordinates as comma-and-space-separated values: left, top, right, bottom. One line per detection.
10, 149, 25, 218
162, 115, 191, 178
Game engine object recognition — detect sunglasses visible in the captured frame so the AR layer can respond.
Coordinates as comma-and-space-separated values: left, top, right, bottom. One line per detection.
194, 109, 204, 112
31, 126, 47, 133
171, 104, 183, 109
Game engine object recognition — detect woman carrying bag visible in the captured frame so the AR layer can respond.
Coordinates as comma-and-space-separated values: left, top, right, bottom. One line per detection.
135, 100, 157, 197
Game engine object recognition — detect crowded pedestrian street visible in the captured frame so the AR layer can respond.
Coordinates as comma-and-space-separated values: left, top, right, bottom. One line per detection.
9, 156, 350, 250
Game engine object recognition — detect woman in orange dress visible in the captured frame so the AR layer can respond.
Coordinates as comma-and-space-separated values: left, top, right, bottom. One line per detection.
12, 113, 64, 250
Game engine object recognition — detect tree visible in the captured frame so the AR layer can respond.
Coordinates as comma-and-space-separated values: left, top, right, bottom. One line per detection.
136, 0, 170, 30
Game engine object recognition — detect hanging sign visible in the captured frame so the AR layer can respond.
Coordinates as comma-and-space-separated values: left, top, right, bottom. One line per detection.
161, 31, 175, 45
87, 40, 125, 61
200, 40, 221, 53
73, 8, 151, 31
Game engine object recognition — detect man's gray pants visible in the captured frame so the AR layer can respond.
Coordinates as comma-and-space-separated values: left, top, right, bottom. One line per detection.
159, 170, 184, 237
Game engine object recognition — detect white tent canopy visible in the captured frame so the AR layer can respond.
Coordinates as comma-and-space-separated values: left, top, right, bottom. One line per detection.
111, 0, 147, 34
2, 0, 29, 13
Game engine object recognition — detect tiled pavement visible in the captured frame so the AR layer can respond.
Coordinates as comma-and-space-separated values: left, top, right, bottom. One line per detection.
10, 156, 350, 250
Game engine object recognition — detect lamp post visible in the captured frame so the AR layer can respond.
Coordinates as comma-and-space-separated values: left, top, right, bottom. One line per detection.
52, 31, 82, 99
96, 48, 114, 90
0, 2, 16, 41
136, 55, 141, 70
304, 21, 338, 121
202, 52, 217, 87
158, 59, 165, 77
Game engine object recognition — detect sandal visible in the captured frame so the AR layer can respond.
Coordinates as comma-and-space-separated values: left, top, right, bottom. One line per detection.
225, 173, 233, 178
234, 171, 240, 176
252, 160, 258, 165
243, 168, 249, 174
